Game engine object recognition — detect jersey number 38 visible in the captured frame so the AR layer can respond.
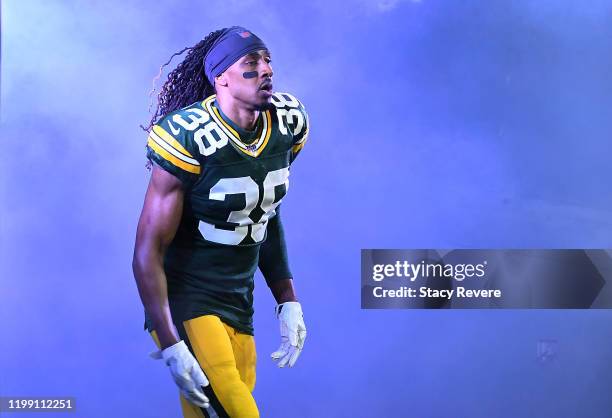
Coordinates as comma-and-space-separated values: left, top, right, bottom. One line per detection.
198, 167, 290, 245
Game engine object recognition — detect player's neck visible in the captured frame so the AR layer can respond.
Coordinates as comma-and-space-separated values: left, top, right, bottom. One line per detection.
216, 96, 259, 132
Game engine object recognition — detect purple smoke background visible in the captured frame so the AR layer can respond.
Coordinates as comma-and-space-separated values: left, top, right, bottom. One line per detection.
1, 1, 611, 417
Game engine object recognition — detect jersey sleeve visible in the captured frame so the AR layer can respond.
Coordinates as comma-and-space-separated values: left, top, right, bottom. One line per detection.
258, 205, 292, 284
145, 115, 202, 185
290, 99, 309, 162
272, 92, 310, 162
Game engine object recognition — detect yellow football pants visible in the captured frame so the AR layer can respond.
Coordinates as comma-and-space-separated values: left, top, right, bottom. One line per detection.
151, 315, 259, 418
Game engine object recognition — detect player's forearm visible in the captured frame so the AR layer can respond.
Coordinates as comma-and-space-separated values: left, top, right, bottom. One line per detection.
133, 167, 185, 349
269, 278, 298, 304
132, 250, 179, 349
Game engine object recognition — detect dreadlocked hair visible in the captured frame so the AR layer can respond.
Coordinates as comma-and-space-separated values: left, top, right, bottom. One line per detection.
141, 29, 227, 132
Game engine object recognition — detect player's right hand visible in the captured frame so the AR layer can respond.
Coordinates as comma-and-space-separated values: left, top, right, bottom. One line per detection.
151, 340, 210, 408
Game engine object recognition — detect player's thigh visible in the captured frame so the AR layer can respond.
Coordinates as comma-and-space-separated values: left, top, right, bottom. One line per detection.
222, 322, 257, 392
184, 315, 259, 418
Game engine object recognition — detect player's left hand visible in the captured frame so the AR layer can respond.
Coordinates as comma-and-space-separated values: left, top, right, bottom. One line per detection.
271, 301, 306, 367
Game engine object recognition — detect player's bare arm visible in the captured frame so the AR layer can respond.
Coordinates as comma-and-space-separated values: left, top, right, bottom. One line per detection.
268, 279, 297, 304
132, 164, 184, 349
133, 165, 211, 408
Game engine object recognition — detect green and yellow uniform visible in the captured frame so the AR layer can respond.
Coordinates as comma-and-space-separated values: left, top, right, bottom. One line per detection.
144, 92, 308, 418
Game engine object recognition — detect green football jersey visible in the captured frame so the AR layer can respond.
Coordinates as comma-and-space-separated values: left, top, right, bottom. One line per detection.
144, 92, 308, 335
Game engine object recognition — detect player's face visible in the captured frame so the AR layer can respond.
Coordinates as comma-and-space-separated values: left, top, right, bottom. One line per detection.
222, 49, 273, 110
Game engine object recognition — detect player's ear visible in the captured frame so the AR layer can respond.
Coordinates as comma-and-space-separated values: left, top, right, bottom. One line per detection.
215, 73, 228, 88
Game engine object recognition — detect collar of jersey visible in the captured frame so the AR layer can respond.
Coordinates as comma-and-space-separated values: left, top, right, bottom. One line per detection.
203, 95, 272, 157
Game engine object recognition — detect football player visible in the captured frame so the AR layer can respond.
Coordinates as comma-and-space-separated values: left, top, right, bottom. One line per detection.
132, 26, 308, 418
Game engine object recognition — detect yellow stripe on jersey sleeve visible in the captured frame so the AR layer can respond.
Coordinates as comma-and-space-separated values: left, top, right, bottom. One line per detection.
152, 125, 195, 158
292, 139, 307, 155
147, 138, 201, 174
294, 111, 309, 144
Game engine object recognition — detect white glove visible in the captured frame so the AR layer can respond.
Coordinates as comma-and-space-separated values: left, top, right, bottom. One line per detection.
151, 340, 210, 408
271, 301, 307, 368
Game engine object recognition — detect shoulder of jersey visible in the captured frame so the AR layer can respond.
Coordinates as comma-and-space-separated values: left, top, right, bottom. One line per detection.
271, 92, 306, 111
174, 101, 211, 119
152, 101, 211, 143
147, 101, 207, 175
270, 92, 309, 150
159, 101, 211, 132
